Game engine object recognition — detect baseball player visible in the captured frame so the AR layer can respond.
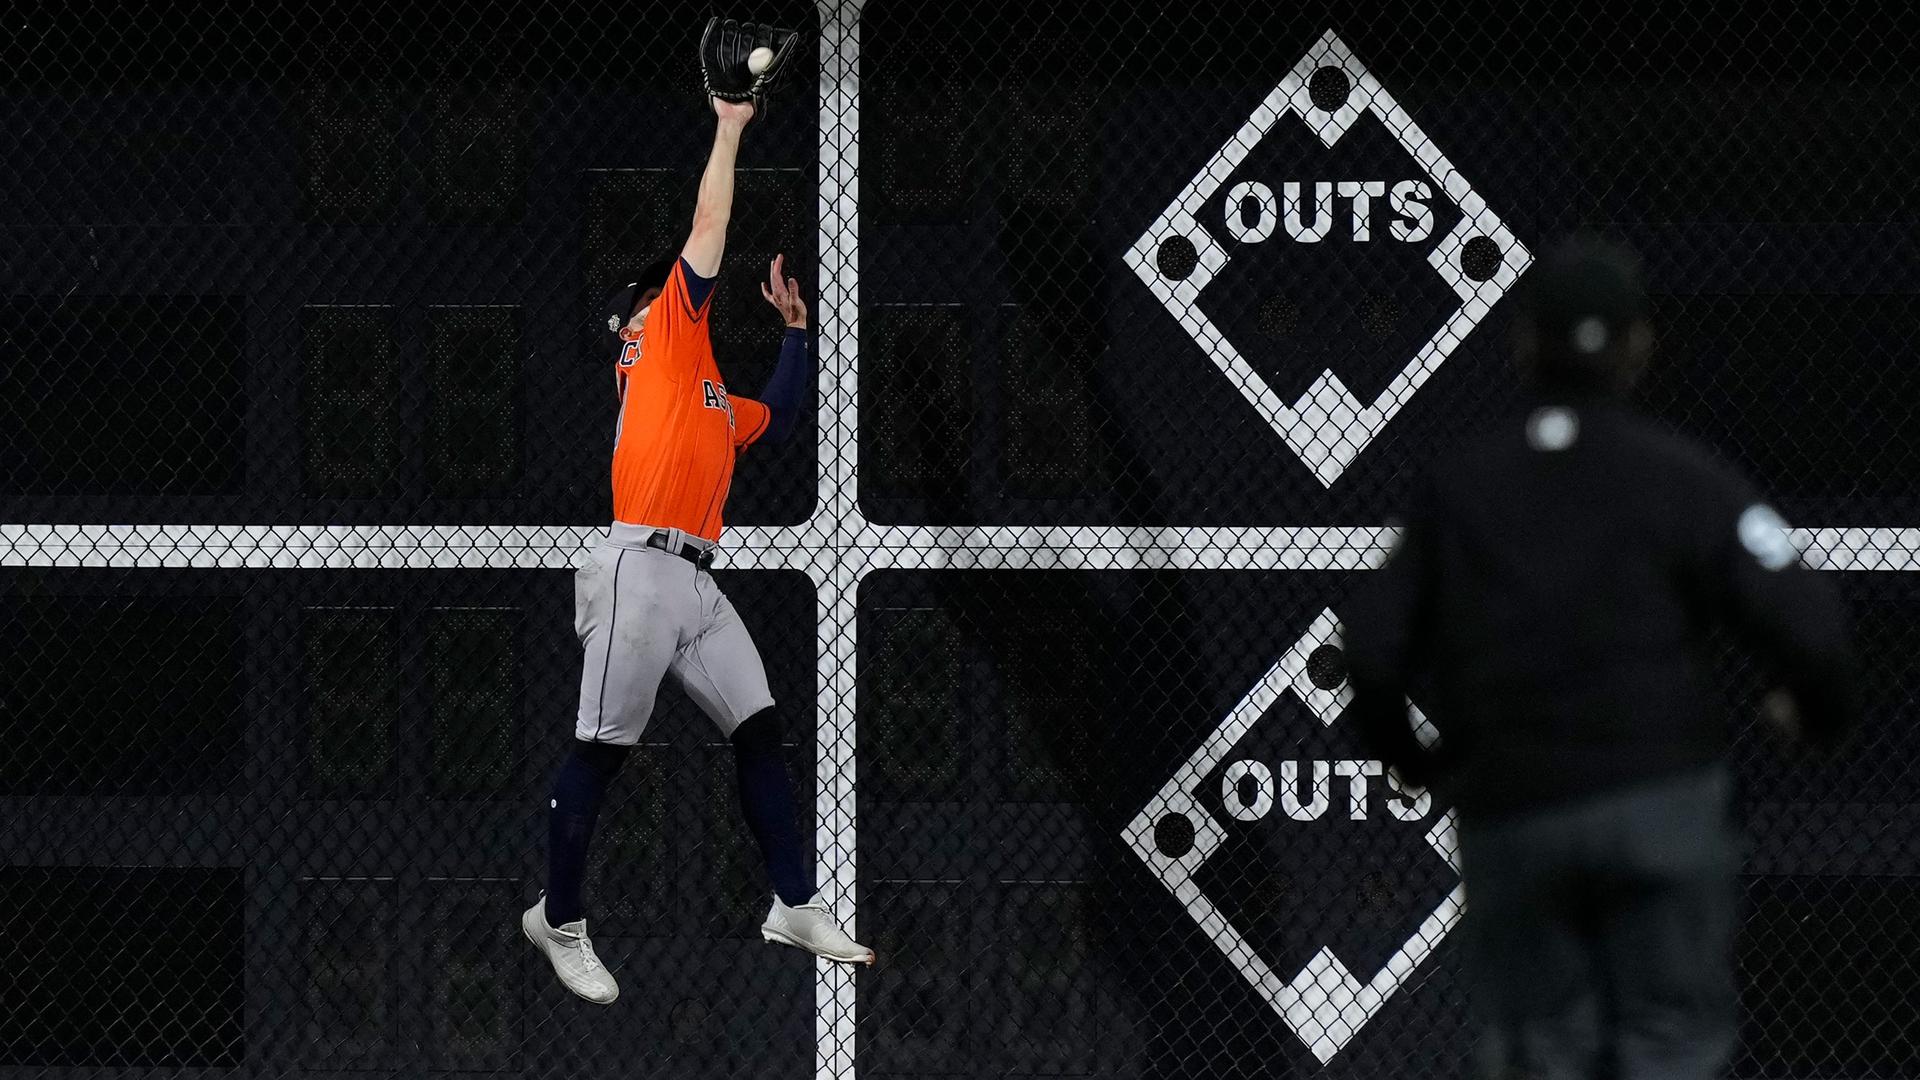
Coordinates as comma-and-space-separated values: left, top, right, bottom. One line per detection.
523, 94, 872, 1006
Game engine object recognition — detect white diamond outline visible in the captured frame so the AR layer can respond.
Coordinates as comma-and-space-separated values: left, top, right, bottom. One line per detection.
1123, 29, 1533, 487
1122, 608, 1464, 1064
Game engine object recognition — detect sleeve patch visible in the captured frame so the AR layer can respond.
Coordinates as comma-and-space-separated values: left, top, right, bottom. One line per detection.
1738, 503, 1798, 571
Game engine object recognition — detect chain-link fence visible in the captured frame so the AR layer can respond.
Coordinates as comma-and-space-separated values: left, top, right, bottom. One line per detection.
3, 3, 1917, 1079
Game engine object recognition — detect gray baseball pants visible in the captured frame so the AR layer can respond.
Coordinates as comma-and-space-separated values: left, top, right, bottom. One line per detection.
573, 523, 775, 744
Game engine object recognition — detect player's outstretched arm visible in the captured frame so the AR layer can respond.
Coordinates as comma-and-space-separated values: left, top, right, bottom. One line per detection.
682, 98, 754, 279
733, 254, 811, 448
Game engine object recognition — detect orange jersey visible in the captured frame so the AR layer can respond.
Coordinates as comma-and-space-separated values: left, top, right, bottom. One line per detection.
609, 260, 771, 541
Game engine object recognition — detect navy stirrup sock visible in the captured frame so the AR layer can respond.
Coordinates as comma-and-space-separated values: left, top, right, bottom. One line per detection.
730, 709, 814, 906
544, 739, 631, 927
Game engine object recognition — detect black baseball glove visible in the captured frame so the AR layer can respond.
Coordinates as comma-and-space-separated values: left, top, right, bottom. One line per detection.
699, 17, 800, 117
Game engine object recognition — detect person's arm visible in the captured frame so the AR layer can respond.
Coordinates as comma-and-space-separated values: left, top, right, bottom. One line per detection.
748, 254, 810, 445
682, 98, 754, 279
1344, 480, 1446, 787
741, 329, 808, 446
1701, 493, 1861, 749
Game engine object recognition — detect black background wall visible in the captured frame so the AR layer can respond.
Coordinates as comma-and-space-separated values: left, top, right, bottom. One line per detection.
2, 3, 1916, 1079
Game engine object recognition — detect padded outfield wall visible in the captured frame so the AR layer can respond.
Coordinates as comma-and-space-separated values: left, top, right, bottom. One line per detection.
2, 4, 1917, 1079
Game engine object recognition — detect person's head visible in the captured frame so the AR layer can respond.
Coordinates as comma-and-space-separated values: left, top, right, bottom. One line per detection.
601, 254, 678, 361
1511, 236, 1653, 397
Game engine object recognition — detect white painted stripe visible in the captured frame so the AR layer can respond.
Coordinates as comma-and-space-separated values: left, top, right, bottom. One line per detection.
850, 525, 1396, 571
0, 523, 826, 573
815, 2, 866, 1076
1793, 527, 1920, 571
5, 523, 1913, 573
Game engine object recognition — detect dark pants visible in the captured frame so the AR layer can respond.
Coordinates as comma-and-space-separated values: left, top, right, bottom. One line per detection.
1459, 765, 1740, 1080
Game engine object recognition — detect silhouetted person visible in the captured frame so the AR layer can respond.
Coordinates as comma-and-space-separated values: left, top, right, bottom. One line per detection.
1343, 237, 1859, 1080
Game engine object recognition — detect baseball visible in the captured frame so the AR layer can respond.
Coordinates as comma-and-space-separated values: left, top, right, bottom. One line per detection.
748, 46, 775, 75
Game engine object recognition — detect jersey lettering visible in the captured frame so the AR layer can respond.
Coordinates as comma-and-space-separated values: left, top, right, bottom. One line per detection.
701, 379, 736, 429
618, 339, 640, 368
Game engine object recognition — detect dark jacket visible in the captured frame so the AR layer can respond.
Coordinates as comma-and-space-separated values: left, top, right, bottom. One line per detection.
1343, 396, 1859, 821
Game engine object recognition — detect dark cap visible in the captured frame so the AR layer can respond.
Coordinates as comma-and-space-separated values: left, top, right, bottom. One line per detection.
599, 254, 678, 364
1514, 236, 1650, 392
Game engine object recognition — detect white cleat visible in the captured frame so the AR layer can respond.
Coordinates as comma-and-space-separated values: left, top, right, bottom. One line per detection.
762, 893, 876, 965
521, 898, 619, 1004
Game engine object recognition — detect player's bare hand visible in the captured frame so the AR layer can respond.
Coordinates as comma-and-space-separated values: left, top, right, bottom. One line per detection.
760, 253, 807, 329
712, 96, 755, 127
